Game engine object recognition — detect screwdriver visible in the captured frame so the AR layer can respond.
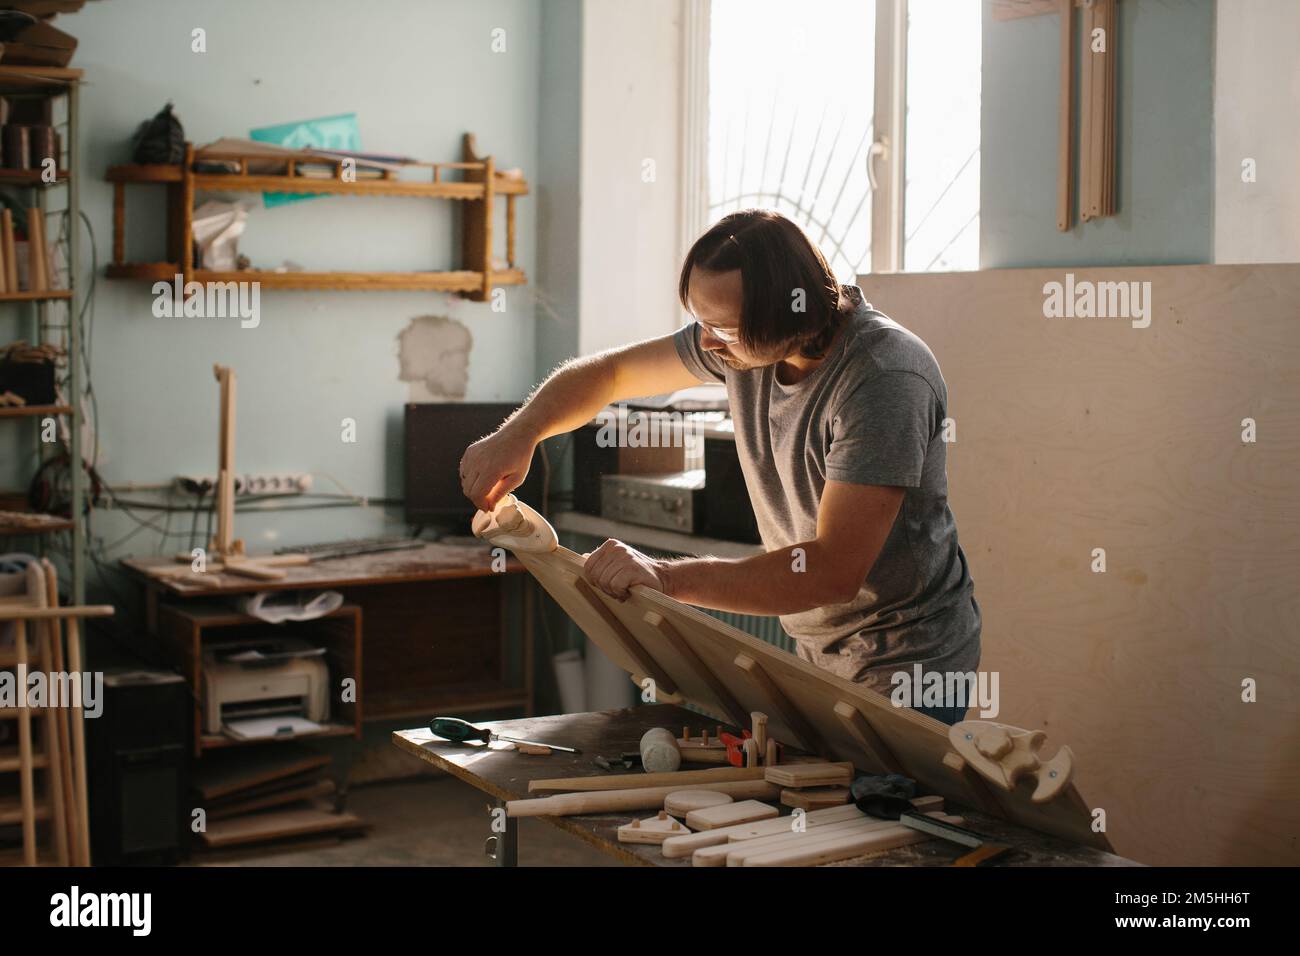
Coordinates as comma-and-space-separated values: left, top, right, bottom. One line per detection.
428, 716, 580, 754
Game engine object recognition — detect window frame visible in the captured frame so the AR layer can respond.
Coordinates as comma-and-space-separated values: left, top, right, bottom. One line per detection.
681, 0, 911, 274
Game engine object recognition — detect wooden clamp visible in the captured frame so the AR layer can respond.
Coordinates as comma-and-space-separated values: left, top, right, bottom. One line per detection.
947, 720, 1074, 804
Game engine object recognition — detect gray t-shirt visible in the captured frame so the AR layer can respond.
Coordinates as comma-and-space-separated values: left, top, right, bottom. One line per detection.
673, 284, 980, 694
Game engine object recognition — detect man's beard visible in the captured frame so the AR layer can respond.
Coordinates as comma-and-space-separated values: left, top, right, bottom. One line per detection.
719, 351, 760, 371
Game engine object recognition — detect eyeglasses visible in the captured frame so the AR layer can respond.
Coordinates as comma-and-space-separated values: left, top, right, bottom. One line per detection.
694, 316, 741, 345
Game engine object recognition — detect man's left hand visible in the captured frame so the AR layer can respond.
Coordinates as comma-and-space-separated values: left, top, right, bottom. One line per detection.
581, 539, 669, 601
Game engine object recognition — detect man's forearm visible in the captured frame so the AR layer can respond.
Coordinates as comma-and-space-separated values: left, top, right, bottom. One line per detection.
659, 543, 856, 616
502, 355, 615, 443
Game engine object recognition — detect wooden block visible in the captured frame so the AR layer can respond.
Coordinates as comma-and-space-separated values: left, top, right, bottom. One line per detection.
515, 743, 551, 755
617, 810, 690, 845
662, 804, 866, 859
910, 794, 945, 814
764, 761, 854, 789
764, 739, 778, 767
780, 787, 851, 811
742, 738, 759, 768
685, 799, 780, 831
664, 790, 734, 816
26, 209, 46, 292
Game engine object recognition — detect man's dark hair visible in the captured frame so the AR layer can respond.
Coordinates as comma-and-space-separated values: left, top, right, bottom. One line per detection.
678, 208, 847, 359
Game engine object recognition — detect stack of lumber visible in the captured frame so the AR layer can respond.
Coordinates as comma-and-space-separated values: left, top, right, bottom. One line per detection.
512, 760, 959, 867
192, 744, 365, 851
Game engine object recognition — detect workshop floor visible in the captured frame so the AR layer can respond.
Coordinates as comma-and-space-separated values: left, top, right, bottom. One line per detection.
196, 774, 620, 867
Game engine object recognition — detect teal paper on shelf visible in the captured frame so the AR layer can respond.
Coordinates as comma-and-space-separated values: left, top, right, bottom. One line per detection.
249, 113, 362, 207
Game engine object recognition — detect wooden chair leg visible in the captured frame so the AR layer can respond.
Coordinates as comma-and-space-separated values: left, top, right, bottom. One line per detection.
65, 616, 91, 866
15, 620, 37, 865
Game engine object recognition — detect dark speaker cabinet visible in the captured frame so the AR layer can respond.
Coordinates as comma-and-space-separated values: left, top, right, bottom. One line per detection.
702, 435, 761, 544
86, 669, 191, 865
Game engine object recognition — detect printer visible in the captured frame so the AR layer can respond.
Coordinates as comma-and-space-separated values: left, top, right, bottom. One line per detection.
201, 637, 329, 735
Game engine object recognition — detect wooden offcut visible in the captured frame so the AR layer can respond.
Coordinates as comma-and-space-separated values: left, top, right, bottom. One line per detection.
684, 799, 779, 831
764, 761, 855, 789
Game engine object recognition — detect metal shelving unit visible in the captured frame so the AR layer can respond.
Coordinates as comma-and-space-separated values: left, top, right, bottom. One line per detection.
0, 65, 84, 603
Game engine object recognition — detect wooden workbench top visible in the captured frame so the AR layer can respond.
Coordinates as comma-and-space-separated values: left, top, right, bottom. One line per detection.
393, 705, 1140, 867
122, 541, 524, 596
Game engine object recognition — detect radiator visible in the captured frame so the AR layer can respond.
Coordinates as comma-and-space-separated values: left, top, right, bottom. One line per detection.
555, 530, 795, 721
700, 608, 795, 654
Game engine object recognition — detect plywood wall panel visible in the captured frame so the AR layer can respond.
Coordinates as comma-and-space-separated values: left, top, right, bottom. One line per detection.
863, 263, 1300, 865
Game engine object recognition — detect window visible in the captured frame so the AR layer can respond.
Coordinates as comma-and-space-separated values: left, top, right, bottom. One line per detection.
699, 0, 980, 275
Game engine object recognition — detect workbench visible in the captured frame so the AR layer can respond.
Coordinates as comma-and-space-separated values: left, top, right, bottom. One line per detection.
392, 704, 1139, 867
122, 542, 536, 730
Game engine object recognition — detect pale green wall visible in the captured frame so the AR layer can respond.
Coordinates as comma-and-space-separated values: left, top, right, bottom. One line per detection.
2, 0, 558, 603
980, 0, 1216, 267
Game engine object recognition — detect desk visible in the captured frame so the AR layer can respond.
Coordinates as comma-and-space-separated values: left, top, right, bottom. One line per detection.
122, 542, 535, 728
392, 704, 1138, 867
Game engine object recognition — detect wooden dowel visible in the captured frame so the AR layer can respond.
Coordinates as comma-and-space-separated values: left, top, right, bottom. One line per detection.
528, 765, 766, 794
1079, 0, 1094, 221
507, 779, 780, 817
1056, 0, 1075, 231
42, 560, 77, 866
1087, 0, 1104, 219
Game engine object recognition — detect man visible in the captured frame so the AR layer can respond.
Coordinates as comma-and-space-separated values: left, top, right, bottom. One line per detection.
460, 209, 979, 724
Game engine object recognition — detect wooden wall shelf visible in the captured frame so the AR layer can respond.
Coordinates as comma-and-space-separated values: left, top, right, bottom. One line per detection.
105, 132, 527, 302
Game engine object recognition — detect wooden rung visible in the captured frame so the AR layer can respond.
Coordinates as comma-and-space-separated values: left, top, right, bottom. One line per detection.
732, 653, 828, 757
941, 751, 1007, 816
572, 579, 678, 696
643, 610, 748, 728
0, 605, 115, 622
0, 748, 49, 773
0, 648, 43, 668
0, 794, 50, 825
833, 700, 905, 774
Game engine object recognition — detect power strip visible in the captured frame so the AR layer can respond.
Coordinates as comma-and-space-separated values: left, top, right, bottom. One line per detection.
174, 473, 313, 497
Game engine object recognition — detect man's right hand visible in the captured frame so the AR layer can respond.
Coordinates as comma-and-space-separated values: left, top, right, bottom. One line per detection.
460, 424, 538, 513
